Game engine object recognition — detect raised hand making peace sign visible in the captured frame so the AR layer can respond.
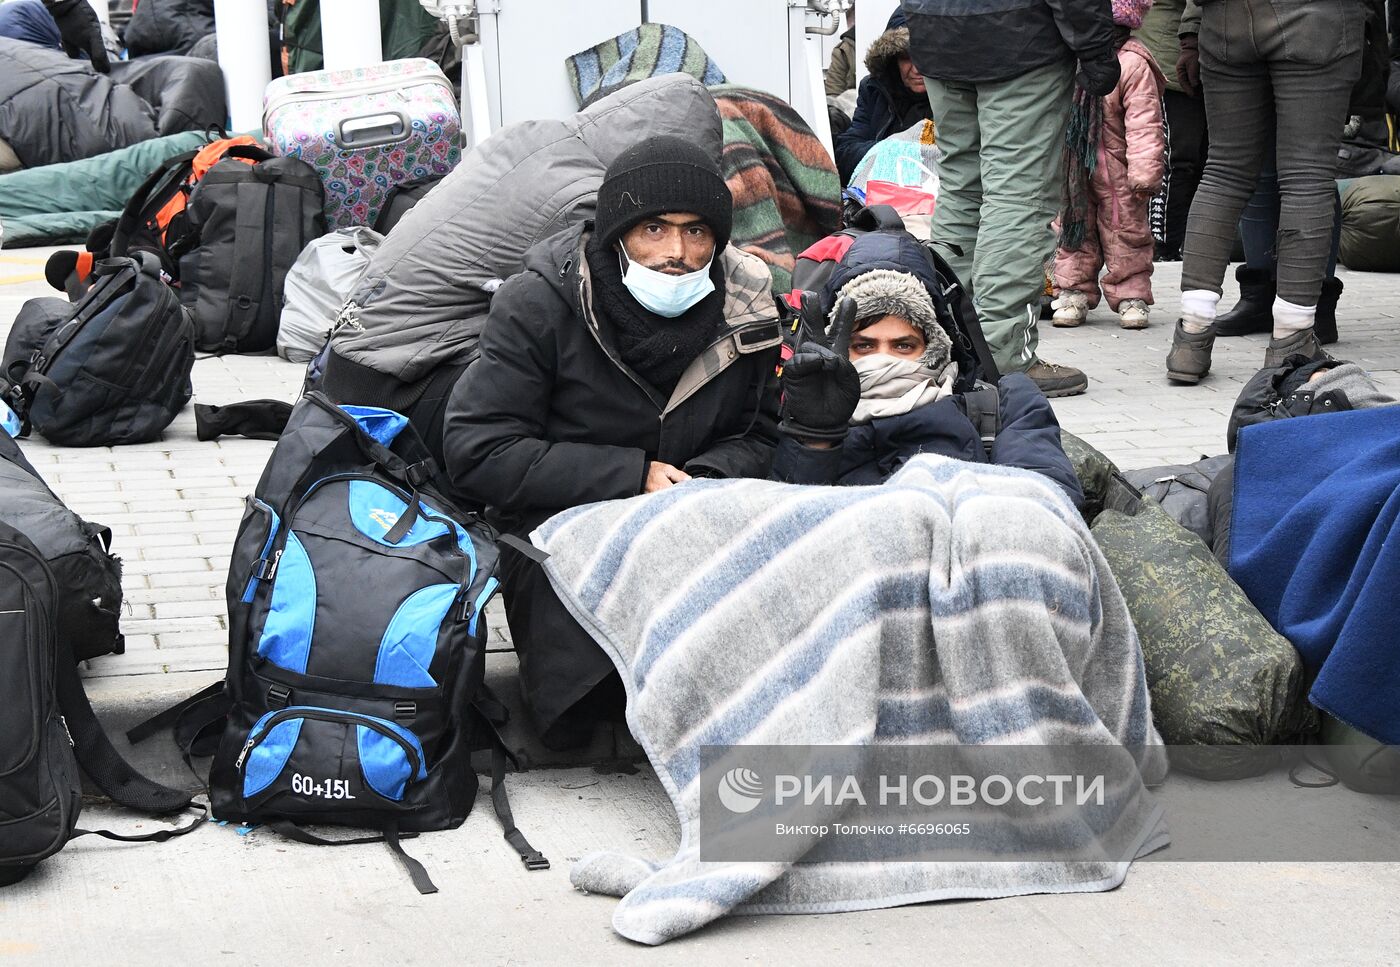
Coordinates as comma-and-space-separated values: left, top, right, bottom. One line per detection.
778, 293, 861, 443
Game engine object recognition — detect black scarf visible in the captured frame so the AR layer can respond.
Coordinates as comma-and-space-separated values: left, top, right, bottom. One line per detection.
584, 232, 726, 398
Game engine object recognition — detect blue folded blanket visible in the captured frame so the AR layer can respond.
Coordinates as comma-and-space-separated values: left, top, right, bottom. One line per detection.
1231, 406, 1400, 743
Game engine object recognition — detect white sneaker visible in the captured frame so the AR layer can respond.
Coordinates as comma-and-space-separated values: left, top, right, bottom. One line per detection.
1051, 292, 1090, 328
1118, 299, 1150, 330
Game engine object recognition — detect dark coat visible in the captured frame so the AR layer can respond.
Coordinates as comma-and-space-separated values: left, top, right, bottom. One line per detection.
903, 0, 1116, 85
1226, 353, 1353, 453
442, 221, 784, 537
442, 221, 783, 747
834, 11, 933, 184
774, 373, 1085, 507
775, 229, 1084, 507
0, 38, 158, 167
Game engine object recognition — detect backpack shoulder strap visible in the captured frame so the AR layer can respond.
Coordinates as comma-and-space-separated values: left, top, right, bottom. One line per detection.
52, 634, 193, 817
963, 384, 1001, 457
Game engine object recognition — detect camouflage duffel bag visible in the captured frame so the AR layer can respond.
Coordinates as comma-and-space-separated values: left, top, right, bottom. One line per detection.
1060, 431, 1121, 523
1092, 497, 1317, 779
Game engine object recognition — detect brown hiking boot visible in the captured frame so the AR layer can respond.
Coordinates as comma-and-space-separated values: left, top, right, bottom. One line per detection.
1166, 320, 1215, 384
1024, 359, 1089, 398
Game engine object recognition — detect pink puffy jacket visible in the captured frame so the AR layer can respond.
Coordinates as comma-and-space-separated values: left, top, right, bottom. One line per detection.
1098, 39, 1167, 197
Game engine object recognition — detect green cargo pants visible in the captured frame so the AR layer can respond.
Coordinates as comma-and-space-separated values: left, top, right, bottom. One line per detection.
924, 60, 1075, 373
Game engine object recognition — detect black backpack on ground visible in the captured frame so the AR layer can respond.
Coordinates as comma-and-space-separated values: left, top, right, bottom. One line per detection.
3, 254, 195, 448
197, 393, 544, 891
110, 139, 275, 282
180, 154, 326, 354
0, 520, 203, 886
0, 427, 124, 662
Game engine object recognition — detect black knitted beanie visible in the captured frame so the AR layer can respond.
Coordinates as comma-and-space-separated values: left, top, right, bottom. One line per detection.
594, 135, 733, 252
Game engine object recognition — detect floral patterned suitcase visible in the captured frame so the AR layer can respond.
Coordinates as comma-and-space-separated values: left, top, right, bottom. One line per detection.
263, 58, 462, 231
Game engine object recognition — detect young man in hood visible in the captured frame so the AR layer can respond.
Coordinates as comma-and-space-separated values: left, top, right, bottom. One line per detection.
442, 135, 783, 749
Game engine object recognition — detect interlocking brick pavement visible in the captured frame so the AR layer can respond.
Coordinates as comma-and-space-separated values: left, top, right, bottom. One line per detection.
2, 247, 1397, 694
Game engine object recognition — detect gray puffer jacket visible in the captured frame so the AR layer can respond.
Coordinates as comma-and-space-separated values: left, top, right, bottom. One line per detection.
324, 74, 725, 413
0, 38, 157, 167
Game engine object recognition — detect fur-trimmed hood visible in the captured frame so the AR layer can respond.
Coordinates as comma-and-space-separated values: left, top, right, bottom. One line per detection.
864, 11, 912, 81
831, 268, 952, 368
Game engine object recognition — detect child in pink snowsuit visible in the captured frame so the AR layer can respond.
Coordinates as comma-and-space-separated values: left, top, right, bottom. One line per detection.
1051, 0, 1166, 330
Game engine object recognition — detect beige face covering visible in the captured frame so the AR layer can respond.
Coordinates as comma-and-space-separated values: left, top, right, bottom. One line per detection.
849, 354, 960, 424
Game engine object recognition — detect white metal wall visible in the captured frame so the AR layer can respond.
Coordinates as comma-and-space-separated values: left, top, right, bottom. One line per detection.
647, 0, 792, 100
854, 0, 899, 83
477, 0, 641, 130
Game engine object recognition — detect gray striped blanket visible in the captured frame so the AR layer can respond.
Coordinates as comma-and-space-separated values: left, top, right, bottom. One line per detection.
532, 454, 1168, 945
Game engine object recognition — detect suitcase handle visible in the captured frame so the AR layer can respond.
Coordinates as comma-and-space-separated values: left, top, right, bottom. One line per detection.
338, 112, 410, 149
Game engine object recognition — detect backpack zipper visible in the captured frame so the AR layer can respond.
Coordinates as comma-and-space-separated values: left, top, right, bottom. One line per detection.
244, 474, 475, 627
235, 707, 423, 785
0, 550, 54, 777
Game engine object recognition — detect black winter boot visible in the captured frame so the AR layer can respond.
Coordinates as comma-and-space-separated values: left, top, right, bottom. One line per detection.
1214, 266, 1275, 336
1314, 277, 1343, 345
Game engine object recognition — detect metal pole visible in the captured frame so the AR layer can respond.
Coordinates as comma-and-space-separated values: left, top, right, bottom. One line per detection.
214, 0, 273, 132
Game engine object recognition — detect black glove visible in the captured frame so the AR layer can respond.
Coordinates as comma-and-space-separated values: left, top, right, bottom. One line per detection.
778, 293, 861, 442
1075, 47, 1120, 97
1176, 33, 1200, 97
44, 0, 110, 73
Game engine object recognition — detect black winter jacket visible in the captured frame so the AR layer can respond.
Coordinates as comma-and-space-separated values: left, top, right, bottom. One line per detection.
773, 373, 1085, 507
834, 11, 932, 184
903, 0, 1117, 84
442, 223, 784, 535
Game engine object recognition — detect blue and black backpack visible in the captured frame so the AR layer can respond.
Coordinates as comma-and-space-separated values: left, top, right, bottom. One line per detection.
195, 392, 544, 891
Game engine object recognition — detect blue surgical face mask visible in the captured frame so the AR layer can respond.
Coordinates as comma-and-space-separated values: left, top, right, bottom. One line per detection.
618, 246, 716, 319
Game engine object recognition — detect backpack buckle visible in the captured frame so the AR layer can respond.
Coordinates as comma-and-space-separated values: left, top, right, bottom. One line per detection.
520, 850, 550, 871
405, 461, 432, 487
267, 684, 291, 708
393, 701, 417, 719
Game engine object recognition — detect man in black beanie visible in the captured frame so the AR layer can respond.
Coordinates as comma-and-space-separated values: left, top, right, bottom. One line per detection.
442, 134, 783, 749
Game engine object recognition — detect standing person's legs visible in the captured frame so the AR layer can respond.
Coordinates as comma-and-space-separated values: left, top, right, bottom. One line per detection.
1214, 142, 1280, 337
1169, 1, 1272, 382
1099, 187, 1156, 317
967, 59, 1076, 376
1237, 143, 1281, 271
1052, 187, 1105, 310
1264, 0, 1363, 361
924, 76, 982, 293
1180, 8, 1272, 312
1219, 140, 1348, 338
1162, 88, 1209, 259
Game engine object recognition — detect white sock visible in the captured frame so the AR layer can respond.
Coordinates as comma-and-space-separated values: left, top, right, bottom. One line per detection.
1180, 289, 1220, 334
1272, 296, 1316, 338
